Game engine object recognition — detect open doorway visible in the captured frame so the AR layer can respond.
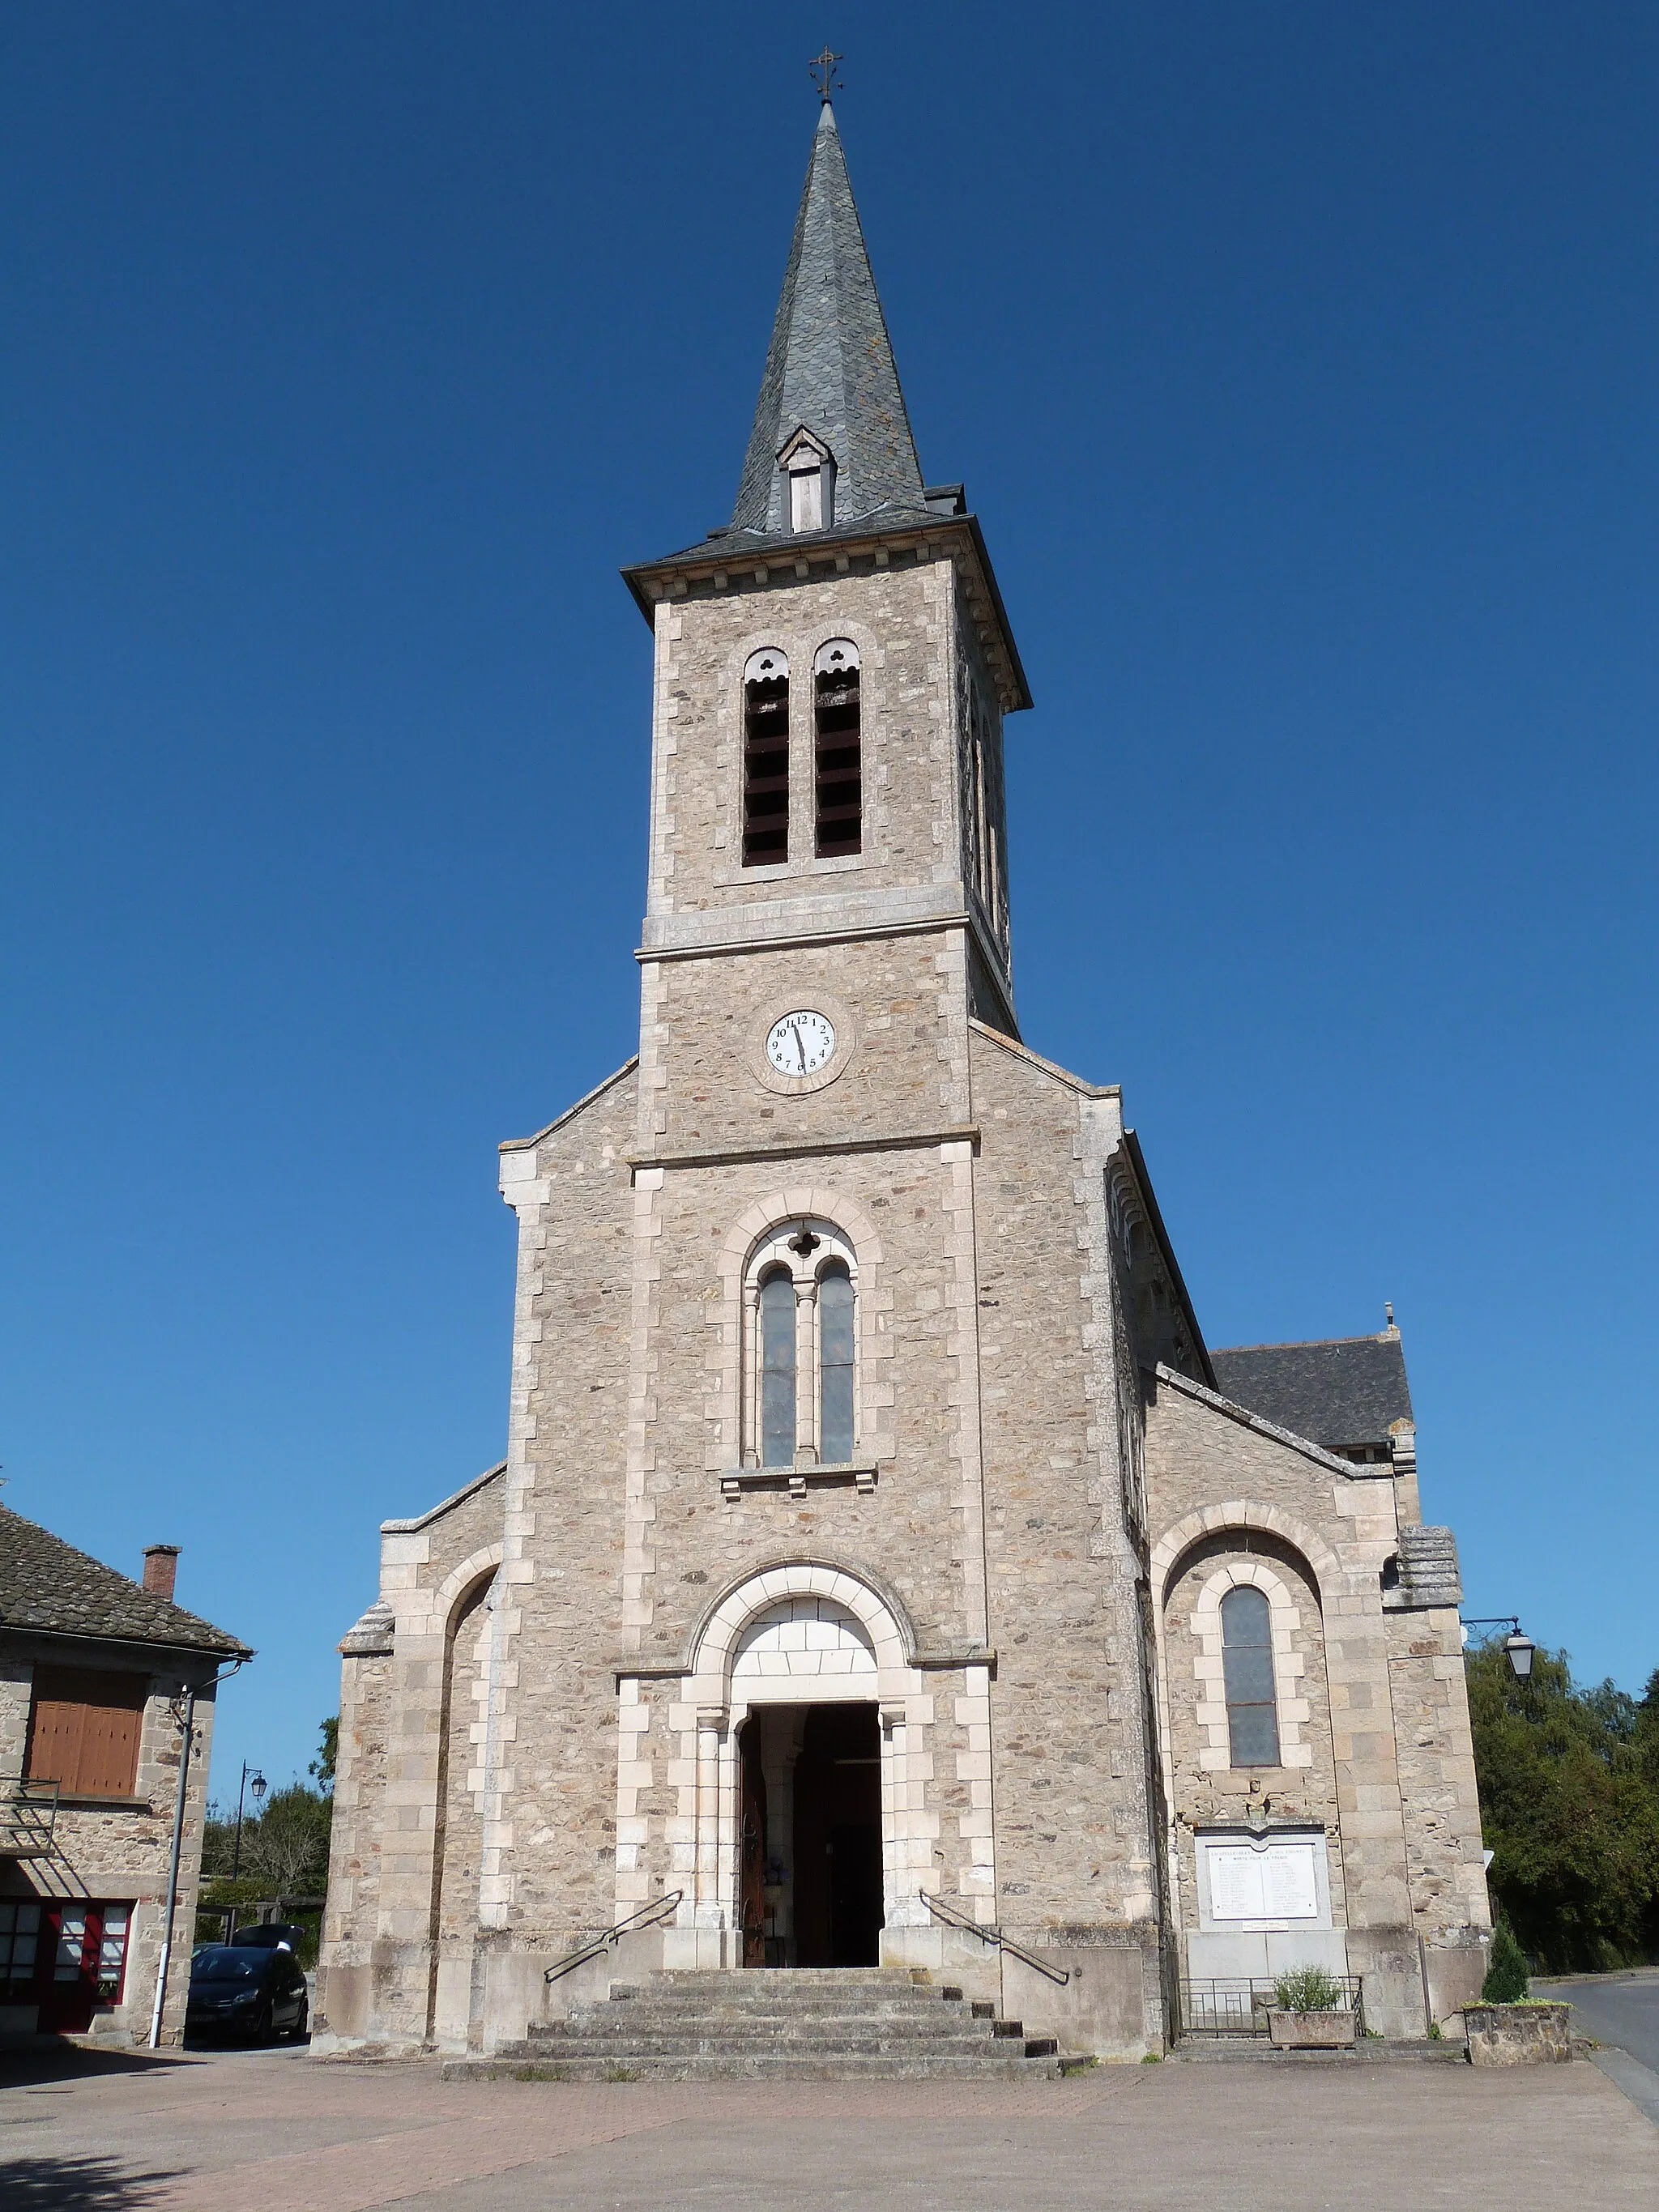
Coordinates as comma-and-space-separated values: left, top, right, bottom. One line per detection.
736, 1703, 883, 1967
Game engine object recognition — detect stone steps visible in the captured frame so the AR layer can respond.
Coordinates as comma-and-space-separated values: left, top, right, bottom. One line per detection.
514, 2035, 1052, 2062
444, 2050, 1067, 2082
585, 1997, 987, 2022
527, 2018, 1027, 2046
438, 1967, 1073, 2082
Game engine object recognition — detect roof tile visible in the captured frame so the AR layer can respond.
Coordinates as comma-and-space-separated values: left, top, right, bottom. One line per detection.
0, 1504, 250, 1659
1208, 1335, 1414, 1452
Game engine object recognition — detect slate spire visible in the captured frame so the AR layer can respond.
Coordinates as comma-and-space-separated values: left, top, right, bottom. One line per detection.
731, 103, 927, 536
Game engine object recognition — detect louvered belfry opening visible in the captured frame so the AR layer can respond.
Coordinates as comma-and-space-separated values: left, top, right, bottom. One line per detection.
742, 650, 790, 866
813, 641, 861, 857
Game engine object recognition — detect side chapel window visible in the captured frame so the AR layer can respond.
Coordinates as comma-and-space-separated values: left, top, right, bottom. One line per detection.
813, 641, 861, 858
1220, 1585, 1281, 1768
743, 650, 790, 867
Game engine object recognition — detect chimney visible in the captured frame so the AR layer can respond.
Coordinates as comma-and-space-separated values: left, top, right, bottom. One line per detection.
142, 1545, 180, 1601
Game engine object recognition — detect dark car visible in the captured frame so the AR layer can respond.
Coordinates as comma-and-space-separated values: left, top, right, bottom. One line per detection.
186, 1943, 309, 2043
228, 1922, 309, 1954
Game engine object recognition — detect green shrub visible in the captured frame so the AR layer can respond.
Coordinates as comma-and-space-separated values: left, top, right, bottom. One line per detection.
1273, 1967, 1346, 2014
1481, 1924, 1531, 2004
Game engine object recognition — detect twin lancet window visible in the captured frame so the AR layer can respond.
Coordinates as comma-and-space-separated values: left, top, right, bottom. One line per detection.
741, 644, 862, 867
1220, 1584, 1282, 1768
748, 1225, 857, 1468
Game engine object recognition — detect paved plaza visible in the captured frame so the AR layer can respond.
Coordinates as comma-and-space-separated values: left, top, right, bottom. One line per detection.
3, 2041, 1657, 2212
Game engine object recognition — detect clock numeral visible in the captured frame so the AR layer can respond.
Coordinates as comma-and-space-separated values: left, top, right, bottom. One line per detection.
767, 1011, 835, 1076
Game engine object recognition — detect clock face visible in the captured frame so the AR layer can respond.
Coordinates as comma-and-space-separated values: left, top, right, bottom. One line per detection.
766, 1009, 837, 1077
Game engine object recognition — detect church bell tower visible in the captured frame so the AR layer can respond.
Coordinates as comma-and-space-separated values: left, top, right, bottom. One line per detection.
621, 99, 1030, 1171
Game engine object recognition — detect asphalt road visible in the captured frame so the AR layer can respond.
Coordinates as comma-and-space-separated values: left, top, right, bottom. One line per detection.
1546, 1969, 1659, 2075
1542, 1968, 1659, 2128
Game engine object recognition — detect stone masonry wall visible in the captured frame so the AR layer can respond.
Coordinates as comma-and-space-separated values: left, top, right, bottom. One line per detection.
638, 930, 971, 1161
966, 1029, 1159, 1936
643, 561, 961, 932
322, 1649, 390, 1977
490, 1068, 639, 1946
1144, 1379, 1416, 1953
1159, 1534, 1348, 1933
1383, 1606, 1492, 1946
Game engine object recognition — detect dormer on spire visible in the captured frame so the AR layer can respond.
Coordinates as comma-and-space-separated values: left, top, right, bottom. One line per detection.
778, 425, 836, 532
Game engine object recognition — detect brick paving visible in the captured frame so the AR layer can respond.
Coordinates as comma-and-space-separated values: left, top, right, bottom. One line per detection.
2, 2043, 1656, 2210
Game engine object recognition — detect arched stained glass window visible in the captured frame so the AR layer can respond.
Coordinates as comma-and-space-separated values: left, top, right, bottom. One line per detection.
759, 1269, 797, 1468
1221, 1585, 1281, 1768
818, 1262, 855, 1463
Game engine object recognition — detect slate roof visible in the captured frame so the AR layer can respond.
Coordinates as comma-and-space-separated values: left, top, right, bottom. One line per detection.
730, 102, 927, 537
1208, 1333, 1414, 1453
0, 1504, 251, 1659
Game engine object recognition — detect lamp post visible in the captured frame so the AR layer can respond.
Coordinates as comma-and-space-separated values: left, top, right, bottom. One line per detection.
149, 1657, 246, 2048
1460, 1617, 1535, 1679
231, 1761, 267, 1878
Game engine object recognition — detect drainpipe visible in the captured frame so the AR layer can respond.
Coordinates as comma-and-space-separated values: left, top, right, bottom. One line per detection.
148, 1681, 198, 2049
148, 1658, 244, 2050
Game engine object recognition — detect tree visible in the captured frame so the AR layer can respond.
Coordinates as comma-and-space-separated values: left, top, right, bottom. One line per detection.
310, 1715, 338, 1792
237, 1783, 331, 1895
1481, 1922, 1529, 2003
1468, 1641, 1659, 1972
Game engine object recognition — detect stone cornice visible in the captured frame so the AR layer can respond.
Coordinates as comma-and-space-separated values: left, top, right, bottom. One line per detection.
628, 1125, 979, 1176
1148, 1362, 1370, 1480
621, 515, 1031, 716
380, 1462, 507, 1535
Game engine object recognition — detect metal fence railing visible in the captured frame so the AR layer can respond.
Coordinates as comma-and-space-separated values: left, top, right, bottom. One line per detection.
0, 1775, 59, 1858
1179, 1975, 1365, 2039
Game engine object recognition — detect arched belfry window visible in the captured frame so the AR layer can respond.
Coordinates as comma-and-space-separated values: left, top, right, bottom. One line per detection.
742, 1221, 859, 1469
813, 641, 861, 859
742, 650, 789, 867
1220, 1585, 1281, 1767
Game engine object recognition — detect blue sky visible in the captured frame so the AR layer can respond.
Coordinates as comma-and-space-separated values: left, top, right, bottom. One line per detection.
2, 5, 1654, 1797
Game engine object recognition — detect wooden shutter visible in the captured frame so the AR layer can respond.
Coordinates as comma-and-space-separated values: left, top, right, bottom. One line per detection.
25, 1669, 147, 1798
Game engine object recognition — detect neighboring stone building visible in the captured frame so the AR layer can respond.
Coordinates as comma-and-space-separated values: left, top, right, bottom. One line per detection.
319, 100, 1491, 2061
0, 1505, 250, 2042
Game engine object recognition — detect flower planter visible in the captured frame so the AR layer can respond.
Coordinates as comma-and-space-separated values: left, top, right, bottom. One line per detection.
1268, 2007, 1356, 2050
1461, 2002, 1572, 2066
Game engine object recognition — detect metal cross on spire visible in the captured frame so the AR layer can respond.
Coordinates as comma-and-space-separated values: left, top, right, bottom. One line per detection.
808, 46, 842, 102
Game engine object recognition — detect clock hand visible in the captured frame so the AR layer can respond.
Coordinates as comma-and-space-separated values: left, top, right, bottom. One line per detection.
795, 1023, 807, 1072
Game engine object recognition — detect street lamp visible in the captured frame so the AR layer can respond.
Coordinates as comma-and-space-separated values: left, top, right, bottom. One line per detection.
231, 1762, 267, 1879
1461, 1617, 1535, 1680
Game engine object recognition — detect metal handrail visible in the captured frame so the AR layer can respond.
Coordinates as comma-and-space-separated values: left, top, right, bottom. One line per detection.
0, 1775, 59, 1858
922, 1890, 1070, 1985
544, 1889, 684, 1984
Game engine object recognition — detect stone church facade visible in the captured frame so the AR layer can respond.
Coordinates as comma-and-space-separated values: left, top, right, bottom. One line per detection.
318, 103, 1491, 2060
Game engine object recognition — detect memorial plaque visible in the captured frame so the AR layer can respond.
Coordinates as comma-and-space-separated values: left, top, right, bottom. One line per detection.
1263, 1843, 1319, 1919
1206, 1840, 1321, 1920
1209, 1848, 1266, 1920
